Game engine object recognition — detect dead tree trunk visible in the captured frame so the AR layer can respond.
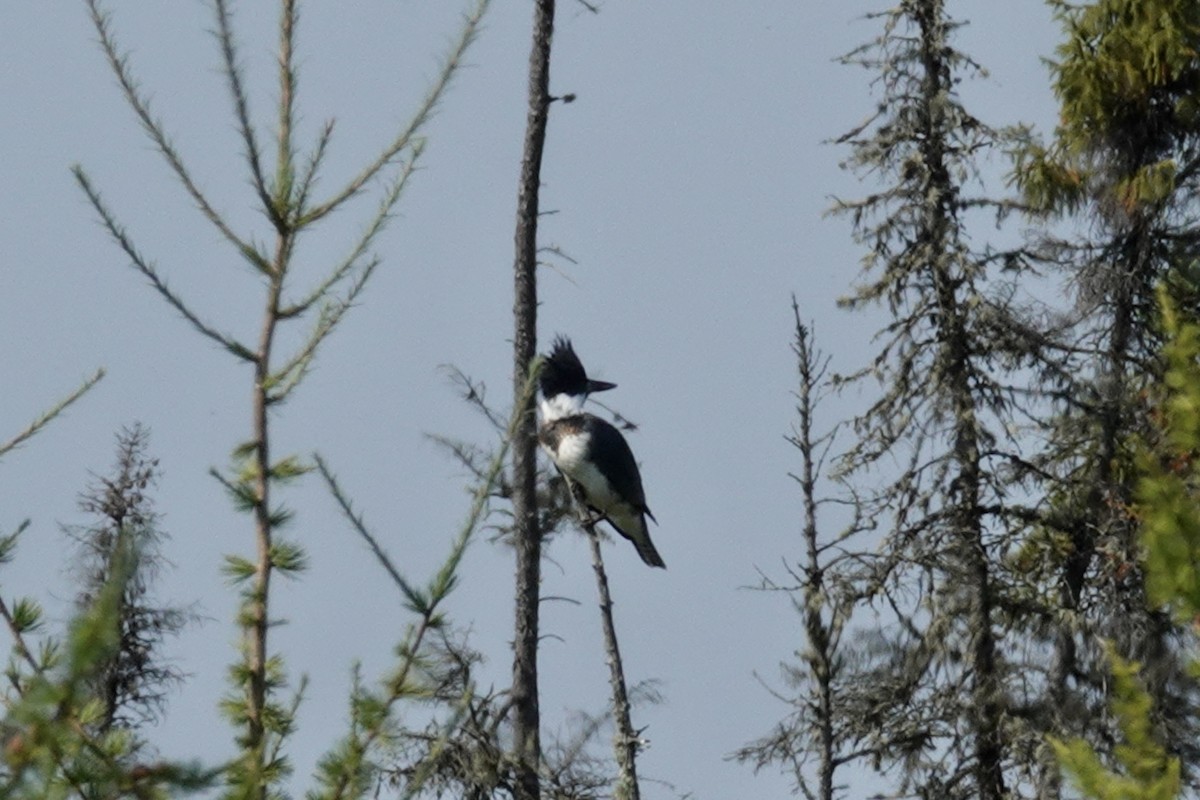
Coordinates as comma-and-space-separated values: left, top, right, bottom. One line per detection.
510, 2, 556, 798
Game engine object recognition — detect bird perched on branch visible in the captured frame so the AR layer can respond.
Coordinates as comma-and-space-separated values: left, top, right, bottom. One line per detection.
537, 337, 665, 569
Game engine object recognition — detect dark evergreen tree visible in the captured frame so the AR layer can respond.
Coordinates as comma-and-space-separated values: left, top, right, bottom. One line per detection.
822, 1, 1028, 796
63, 423, 190, 735
1051, 292, 1200, 800
1012, 0, 1200, 790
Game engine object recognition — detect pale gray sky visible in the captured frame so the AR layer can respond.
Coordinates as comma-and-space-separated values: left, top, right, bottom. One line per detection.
0, 2, 1060, 797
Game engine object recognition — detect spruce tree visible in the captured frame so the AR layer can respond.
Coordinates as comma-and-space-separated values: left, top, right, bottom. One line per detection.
827, 1, 1026, 796
1053, 292, 1200, 800
1013, 0, 1200, 787
63, 424, 190, 737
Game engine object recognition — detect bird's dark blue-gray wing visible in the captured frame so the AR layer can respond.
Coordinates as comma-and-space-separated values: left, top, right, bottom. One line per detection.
587, 416, 650, 513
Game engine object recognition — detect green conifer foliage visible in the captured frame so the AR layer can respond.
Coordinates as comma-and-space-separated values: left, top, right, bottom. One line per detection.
1021, 0, 1200, 217
1011, 0, 1200, 787
1052, 291, 1200, 800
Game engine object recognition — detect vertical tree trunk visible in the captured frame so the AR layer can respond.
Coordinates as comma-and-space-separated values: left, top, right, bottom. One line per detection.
791, 308, 837, 800
1043, 257, 1135, 798
247, 249, 285, 794
916, 1, 1003, 795
510, 2, 556, 798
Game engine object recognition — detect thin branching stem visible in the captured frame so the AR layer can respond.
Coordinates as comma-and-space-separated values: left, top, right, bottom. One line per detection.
311, 366, 540, 800
299, 0, 488, 226
213, 0, 275, 225
274, 0, 298, 224
83, 0, 269, 273
314, 453, 423, 608
280, 145, 423, 320
78, 1, 493, 796
73, 168, 257, 361
0, 369, 105, 459
293, 120, 335, 219
583, 524, 642, 800
271, 256, 378, 404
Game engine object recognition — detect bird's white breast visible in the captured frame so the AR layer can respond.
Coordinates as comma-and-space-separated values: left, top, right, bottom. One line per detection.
547, 430, 621, 512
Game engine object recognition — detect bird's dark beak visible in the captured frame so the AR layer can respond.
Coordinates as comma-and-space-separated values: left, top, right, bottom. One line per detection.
588, 379, 617, 393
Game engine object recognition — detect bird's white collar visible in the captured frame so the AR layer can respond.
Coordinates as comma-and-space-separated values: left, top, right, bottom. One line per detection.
540, 392, 584, 422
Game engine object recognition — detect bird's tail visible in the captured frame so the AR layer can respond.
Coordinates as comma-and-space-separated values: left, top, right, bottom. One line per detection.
608, 511, 666, 569
633, 534, 667, 569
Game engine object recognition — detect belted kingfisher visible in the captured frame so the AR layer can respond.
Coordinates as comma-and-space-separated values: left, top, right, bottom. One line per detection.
537, 337, 665, 569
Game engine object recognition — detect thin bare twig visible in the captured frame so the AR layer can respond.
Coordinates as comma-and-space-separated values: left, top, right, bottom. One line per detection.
0, 369, 105, 459
583, 523, 643, 800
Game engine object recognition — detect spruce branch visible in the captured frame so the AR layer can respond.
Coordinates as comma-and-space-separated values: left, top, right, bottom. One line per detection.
0, 594, 41, 676
0, 531, 217, 798
64, 423, 194, 734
